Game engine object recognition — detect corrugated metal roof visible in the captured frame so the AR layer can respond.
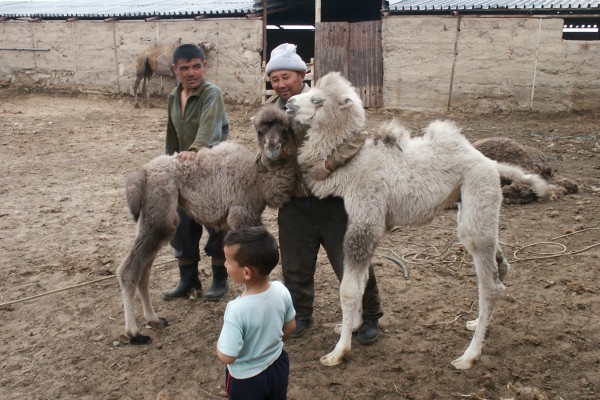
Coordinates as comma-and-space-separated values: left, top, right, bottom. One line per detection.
2, 0, 598, 19
0, 0, 260, 19
388, 0, 600, 12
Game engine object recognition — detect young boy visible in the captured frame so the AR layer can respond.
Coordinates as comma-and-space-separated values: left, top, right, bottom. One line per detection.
217, 226, 296, 400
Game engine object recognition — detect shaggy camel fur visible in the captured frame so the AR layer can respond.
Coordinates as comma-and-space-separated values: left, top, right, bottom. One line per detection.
473, 137, 578, 204
133, 39, 215, 105
286, 72, 549, 369
116, 105, 297, 344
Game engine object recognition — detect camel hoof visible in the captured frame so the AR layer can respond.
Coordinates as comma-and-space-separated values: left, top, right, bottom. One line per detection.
320, 352, 343, 367
334, 323, 342, 335
451, 355, 476, 370
129, 334, 152, 345
465, 318, 478, 331
149, 317, 169, 329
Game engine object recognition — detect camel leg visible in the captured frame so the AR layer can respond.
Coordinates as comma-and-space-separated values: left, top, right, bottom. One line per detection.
117, 217, 174, 344
320, 219, 381, 367
138, 256, 168, 330
321, 265, 368, 366
452, 247, 504, 369
117, 242, 159, 344
117, 256, 140, 342
465, 246, 509, 332
496, 247, 510, 283
143, 77, 151, 101
133, 75, 142, 104
451, 194, 505, 369
333, 303, 362, 335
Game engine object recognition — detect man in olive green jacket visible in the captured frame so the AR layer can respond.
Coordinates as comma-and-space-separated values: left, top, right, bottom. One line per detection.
162, 44, 229, 302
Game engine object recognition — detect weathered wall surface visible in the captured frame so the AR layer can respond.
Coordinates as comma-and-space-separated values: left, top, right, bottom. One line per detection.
382, 17, 456, 112
2, 16, 598, 111
534, 18, 600, 112
383, 15, 600, 112
0, 19, 263, 104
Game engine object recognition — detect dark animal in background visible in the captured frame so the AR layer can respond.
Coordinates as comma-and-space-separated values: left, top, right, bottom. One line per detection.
133, 39, 215, 105
473, 137, 578, 204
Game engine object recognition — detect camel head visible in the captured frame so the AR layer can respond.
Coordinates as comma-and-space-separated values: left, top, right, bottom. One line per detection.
199, 42, 215, 54
286, 72, 365, 138
252, 104, 295, 163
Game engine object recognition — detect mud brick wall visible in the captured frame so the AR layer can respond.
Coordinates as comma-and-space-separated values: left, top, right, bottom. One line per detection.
1, 15, 599, 111
0, 19, 263, 104
382, 15, 600, 112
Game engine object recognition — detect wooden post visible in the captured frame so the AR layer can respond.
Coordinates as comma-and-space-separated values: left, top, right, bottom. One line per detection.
262, 0, 267, 63
315, 0, 321, 23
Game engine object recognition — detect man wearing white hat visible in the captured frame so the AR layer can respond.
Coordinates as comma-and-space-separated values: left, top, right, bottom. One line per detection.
262, 43, 383, 344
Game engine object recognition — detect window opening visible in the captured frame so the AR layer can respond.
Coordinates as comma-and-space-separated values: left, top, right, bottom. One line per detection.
562, 18, 599, 40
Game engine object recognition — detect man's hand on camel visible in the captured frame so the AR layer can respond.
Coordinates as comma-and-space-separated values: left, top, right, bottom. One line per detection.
176, 150, 197, 162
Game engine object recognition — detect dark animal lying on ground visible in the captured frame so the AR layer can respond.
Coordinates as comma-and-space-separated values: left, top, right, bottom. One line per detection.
473, 137, 578, 204
116, 105, 297, 344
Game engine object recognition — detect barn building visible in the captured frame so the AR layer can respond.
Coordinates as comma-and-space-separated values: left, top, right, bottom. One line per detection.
1, 0, 598, 111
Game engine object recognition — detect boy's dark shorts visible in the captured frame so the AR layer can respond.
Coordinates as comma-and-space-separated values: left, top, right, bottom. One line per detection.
225, 349, 289, 400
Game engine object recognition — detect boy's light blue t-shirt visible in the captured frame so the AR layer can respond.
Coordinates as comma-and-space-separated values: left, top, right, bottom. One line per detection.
217, 281, 296, 379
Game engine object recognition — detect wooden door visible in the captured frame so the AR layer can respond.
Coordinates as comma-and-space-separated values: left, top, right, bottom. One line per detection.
315, 20, 383, 108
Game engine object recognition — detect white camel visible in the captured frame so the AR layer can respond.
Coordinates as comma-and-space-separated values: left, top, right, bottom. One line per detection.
286, 72, 549, 369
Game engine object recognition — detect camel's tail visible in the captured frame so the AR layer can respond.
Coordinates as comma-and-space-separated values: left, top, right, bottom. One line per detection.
125, 169, 146, 221
496, 162, 550, 202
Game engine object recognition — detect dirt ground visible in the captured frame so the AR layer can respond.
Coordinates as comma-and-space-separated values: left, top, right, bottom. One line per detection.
1, 88, 599, 400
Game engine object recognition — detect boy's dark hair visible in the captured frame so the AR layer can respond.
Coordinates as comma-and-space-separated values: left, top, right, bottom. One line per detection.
224, 226, 279, 276
172, 44, 206, 64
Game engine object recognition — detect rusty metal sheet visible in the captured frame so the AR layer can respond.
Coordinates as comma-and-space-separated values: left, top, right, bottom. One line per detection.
316, 20, 383, 108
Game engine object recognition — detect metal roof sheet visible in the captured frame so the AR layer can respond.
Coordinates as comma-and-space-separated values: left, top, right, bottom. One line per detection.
0, 0, 259, 19
388, 0, 600, 12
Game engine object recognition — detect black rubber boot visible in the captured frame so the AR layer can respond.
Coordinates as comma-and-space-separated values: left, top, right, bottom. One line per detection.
290, 317, 313, 339
203, 264, 228, 301
357, 319, 380, 345
162, 263, 201, 300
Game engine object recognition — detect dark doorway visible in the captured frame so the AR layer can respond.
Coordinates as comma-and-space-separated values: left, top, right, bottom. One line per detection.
316, 1, 383, 107
262, 0, 384, 107
321, 0, 382, 22
264, 2, 315, 65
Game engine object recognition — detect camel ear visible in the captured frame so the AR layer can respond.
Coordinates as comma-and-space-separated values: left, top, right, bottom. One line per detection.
340, 97, 354, 109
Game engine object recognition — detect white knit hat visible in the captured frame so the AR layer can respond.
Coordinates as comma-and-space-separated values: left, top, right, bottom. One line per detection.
265, 43, 307, 75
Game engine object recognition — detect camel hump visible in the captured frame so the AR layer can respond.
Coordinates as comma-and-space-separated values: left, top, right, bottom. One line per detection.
375, 120, 411, 148
423, 119, 469, 148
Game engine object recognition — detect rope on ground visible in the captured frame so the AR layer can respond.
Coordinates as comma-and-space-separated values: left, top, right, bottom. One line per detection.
375, 253, 411, 279
198, 387, 225, 399
500, 227, 600, 263
0, 259, 176, 308
378, 227, 599, 273
424, 299, 477, 327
